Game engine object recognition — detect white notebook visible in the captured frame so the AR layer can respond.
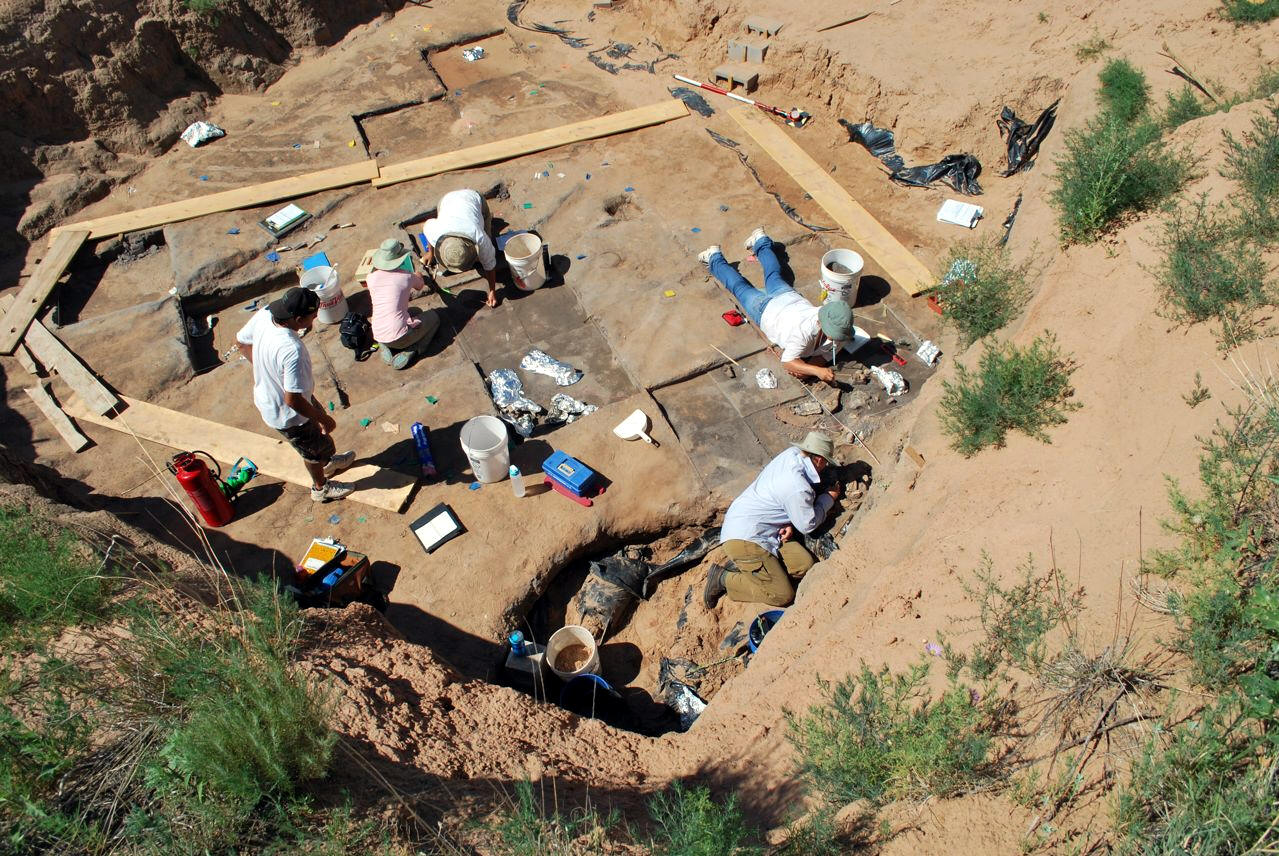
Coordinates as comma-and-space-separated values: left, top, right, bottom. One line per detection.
937, 199, 984, 228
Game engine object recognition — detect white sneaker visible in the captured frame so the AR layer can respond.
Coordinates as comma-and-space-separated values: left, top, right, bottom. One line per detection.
311, 480, 353, 502
323, 451, 355, 477
743, 227, 768, 252
697, 245, 722, 266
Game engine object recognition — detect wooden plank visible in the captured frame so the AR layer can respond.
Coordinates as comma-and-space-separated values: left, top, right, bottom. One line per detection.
14, 344, 40, 376
0, 230, 89, 354
23, 383, 91, 453
728, 106, 936, 296
50, 159, 381, 240
0, 295, 119, 415
63, 395, 417, 513
905, 445, 926, 469
373, 99, 689, 188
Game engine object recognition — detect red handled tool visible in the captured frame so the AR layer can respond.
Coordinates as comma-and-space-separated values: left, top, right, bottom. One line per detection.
673, 74, 812, 127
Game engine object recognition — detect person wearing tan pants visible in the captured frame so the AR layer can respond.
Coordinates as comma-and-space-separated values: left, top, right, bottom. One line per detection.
704, 431, 843, 609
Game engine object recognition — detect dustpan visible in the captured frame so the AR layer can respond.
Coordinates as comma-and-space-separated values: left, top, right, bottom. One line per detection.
613, 409, 659, 447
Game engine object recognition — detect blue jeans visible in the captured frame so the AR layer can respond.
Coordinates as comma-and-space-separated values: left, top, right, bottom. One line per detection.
709, 237, 793, 325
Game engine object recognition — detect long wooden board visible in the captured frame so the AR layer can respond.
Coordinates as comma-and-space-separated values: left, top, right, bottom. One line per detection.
23, 384, 90, 453
729, 106, 935, 296
0, 230, 89, 354
50, 159, 381, 240
373, 99, 689, 188
0, 295, 119, 415
63, 395, 417, 513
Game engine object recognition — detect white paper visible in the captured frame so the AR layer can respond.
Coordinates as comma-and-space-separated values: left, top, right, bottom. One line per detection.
937, 199, 984, 228
413, 508, 460, 551
265, 204, 307, 231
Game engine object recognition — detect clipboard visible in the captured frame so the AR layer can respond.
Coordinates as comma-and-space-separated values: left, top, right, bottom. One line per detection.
409, 503, 465, 554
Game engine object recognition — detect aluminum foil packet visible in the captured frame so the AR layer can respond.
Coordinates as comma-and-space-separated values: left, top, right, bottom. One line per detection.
487, 368, 542, 437
461, 46, 486, 62
180, 121, 225, 148
755, 368, 778, 389
871, 365, 907, 396
548, 393, 597, 424
520, 349, 582, 386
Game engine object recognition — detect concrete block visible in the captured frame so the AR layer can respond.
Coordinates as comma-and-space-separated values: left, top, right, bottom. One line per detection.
727, 39, 747, 63
744, 15, 784, 36
742, 39, 769, 64
712, 64, 759, 94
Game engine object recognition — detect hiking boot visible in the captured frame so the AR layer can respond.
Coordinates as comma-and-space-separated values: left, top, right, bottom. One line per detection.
379, 344, 394, 365
702, 562, 728, 609
391, 350, 413, 370
697, 245, 722, 267
323, 451, 355, 477
743, 227, 768, 252
310, 480, 353, 502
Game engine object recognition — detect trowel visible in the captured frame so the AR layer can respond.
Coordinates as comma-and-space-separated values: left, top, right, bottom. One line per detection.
613, 409, 659, 447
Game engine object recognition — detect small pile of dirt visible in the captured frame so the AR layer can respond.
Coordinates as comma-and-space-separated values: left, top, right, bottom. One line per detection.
555, 643, 593, 672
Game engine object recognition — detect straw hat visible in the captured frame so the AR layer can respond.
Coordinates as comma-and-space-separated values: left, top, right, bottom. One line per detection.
793, 431, 839, 464
372, 238, 411, 271
436, 235, 477, 272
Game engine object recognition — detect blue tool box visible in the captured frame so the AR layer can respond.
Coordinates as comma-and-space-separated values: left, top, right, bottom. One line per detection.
542, 450, 598, 497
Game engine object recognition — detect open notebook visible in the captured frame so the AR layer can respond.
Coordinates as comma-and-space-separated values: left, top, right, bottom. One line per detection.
409, 503, 465, 554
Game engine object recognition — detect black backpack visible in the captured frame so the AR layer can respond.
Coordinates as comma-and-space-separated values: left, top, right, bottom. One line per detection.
339, 311, 373, 360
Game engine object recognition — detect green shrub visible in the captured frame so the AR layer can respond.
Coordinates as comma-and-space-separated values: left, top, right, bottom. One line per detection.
1155, 197, 1271, 350
934, 241, 1036, 348
1162, 86, 1211, 129
787, 662, 993, 806
493, 780, 617, 855
184, 0, 226, 12
1221, 0, 1279, 22
647, 782, 758, 856
938, 334, 1079, 456
1051, 115, 1190, 244
0, 506, 110, 642
1074, 36, 1110, 62
1222, 102, 1279, 243
1099, 59, 1151, 124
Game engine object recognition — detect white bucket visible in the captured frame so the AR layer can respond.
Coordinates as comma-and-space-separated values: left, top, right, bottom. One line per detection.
504, 232, 547, 291
819, 249, 864, 304
300, 265, 348, 325
546, 625, 601, 680
459, 415, 510, 483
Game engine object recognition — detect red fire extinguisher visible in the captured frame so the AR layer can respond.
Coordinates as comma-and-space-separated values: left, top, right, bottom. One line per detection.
168, 451, 234, 527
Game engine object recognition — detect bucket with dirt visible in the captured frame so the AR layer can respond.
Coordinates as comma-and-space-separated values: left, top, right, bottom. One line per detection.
819, 249, 863, 304
300, 265, 348, 325
459, 415, 510, 483
546, 624, 600, 680
503, 232, 546, 291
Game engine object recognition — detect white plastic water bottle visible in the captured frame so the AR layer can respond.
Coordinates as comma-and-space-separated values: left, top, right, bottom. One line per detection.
509, 465, 525, 498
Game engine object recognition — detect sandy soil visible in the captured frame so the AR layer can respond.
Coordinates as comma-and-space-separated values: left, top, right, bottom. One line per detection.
4, 0, 1279, 850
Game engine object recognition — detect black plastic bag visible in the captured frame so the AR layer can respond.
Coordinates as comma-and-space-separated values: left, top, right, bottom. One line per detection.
838, 119, 906, 172
573, 555, 648, 638
997, 99, 1060, 176
890, 153, 983, 195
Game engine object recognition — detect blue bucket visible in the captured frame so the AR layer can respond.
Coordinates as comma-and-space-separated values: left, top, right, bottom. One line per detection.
747, 609, 785, 653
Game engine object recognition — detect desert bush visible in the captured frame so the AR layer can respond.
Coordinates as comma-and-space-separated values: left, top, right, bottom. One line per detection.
1222, 102, 1279, 243
1162, 86, 1211, 129
938, 334, 1079, 456
0, 506, 112, 643
1155, 196, 1271, 349
1221, 0, 1279, 22
1051, 115, 1190, 244
647, 782, 759, 856
492, 780, 619, 855
1074, 35, 1110, 62
934, 242, 1036, 347
1098, 59, 1151, 124
787, 662, 993, 806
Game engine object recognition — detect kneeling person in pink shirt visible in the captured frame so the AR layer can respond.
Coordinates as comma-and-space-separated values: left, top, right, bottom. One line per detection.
366, 238, 441, 370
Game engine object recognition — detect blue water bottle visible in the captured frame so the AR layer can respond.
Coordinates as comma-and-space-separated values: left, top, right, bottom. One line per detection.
411, 422, 437, 479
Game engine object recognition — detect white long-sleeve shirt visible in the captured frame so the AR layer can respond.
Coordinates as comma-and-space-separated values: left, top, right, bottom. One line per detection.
759, 292, 824, 362
421, 189, 497, 272
720, 446, 835, 554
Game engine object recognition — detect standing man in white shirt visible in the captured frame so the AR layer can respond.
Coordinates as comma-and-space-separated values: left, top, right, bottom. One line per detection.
420, 188, 499, 308
246, 287, 355, 502
703, 432, 843, 608
699, 228, 855, 384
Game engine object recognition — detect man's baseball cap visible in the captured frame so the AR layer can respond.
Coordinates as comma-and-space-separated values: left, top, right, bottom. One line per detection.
269, 286, 319, 322
817, 300, 854, 342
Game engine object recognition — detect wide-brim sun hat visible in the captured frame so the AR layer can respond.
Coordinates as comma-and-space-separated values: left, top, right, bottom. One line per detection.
817, 300, 854, 342
372, 238, 411, 271
793, 430, 839, 465
436, 235, 478, 272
